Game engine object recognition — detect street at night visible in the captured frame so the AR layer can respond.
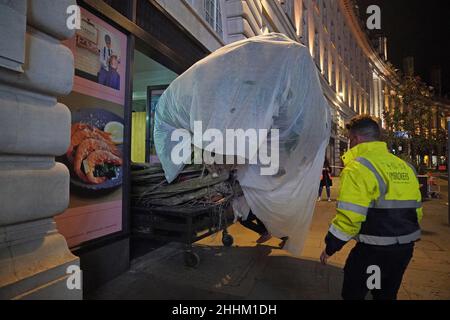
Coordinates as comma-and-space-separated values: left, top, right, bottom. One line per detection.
1, 0, 450, 312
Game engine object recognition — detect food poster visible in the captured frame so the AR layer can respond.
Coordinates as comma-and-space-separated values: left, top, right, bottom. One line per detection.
55, 10, 128, 248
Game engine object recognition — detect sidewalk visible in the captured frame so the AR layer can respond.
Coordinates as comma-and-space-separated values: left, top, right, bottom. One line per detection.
89, 178, 450, 300
307, 178, 450, 299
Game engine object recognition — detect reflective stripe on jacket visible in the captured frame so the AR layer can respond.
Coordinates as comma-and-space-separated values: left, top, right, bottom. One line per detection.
325, 141, 422, 255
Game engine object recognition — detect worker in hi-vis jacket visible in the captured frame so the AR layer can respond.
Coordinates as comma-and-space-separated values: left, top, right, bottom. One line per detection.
320, 115, 422, 300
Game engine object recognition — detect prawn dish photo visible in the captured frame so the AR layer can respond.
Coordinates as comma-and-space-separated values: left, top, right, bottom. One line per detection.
65, 109, 124, 191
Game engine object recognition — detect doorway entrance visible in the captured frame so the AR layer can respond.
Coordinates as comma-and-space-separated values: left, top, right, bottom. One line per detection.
130, 49, 178, 259
131, 50, 177, 164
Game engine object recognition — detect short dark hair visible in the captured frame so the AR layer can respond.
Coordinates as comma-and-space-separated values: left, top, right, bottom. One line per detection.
105, 34, 111, 44
345, 115, 381, 140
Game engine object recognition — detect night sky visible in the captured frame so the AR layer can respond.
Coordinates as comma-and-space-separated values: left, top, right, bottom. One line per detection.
356, 0, 450, 97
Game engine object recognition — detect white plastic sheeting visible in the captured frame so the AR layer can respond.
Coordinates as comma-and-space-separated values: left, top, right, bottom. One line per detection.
154, 33, 331, 256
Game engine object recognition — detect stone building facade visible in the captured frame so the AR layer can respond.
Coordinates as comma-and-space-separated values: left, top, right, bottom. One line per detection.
0, 0, 81, 299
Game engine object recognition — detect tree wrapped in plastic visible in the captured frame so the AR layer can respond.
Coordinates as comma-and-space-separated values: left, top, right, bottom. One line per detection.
154, 33, 331, 256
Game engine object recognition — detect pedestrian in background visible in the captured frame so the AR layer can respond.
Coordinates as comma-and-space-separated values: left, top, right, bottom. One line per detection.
318, 158, 332, 202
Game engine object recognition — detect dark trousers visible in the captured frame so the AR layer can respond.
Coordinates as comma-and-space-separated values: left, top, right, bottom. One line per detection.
318, 180, 331, 198
239, 211, 268, 235
318, 186, 331, 198
342, 242, 414, 300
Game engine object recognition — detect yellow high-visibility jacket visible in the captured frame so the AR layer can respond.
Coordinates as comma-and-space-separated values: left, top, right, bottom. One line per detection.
325, 141, 422, 256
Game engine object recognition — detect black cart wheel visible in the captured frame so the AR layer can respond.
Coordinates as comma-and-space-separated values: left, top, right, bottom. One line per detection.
184, 251, 200, 268
222, 233, 234, 247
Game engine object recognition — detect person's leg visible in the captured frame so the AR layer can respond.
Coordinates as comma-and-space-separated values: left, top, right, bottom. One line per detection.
342, 244, 371, 300
326, 186, 331, 200
254, 216, 268, 234
371, 244, 414, 300
254, 216, 272, 243
318, 185, 323, 200
239, 211, 268, 235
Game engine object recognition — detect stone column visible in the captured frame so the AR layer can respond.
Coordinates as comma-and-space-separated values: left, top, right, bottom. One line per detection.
0, 0, 81, 299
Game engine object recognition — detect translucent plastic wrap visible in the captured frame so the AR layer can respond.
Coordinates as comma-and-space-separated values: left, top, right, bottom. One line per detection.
154, 33, 331, 256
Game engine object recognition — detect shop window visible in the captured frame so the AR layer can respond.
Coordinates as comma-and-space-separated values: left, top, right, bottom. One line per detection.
329, 137, 336, 175
339, 140, 348, 168
323, 46, 328, 80
330, 20, 335, 43
331, 59, 336, 88
204, 0, 223, 37
322, 0, 327, 25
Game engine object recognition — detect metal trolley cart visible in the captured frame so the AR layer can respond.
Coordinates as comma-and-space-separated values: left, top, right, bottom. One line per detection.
132, 200, 235, 267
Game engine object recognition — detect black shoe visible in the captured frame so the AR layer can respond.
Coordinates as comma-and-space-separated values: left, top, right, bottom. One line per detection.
279, 237, 289, 249
256, 232, 272, 244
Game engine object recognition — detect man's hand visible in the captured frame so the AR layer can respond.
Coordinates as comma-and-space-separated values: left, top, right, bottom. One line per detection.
320, 250, 330, 265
